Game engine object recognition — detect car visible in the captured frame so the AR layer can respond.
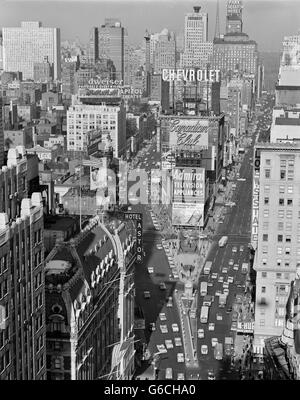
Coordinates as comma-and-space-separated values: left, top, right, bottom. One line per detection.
232, 246, 237, 253
223, 282, 229, 289
208, 323, 215, 331
233, 263, 239, 271
231, 321, 237, 331
208, 281, 213, 287
229, 259, 234, 266
177, 353, 185, 363
228, 276, 234, 283
218, 276, 224, 283
211, 273, 218, 280
143, 291, 151, 299
156, 244, 163, 250
215, 290, 221, 297
208, 371, 215, 380
173, 273, 179, 279
165, 367, 173, 379
174, 337, 182, 347
239, 245, 244, 252
222, 266, 228, 274
165, 339, 174, 349
201, 345, 208, 355
149, 322, 156, 332
216, 313, 223, 321
172, 323, 179, 332
159, 282, 167, 290
224, 288, 229, 295
160, 325, 168, 334
147, 266, 154, 274
156, 344, 167, 354
211, 338, 218, 347
167, 297, 173, 307
177, 373, 185, 380
159, 313, 167, 321
198, 329, 204, 339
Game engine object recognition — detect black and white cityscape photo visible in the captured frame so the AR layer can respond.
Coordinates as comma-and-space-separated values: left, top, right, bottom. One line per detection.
1, 0, 300, 386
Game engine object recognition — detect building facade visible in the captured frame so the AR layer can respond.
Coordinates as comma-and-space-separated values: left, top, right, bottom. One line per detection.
67, 104, 126, 158
252, 143, 300, 352
45, 215, 136, 380
2, 21, 61, 80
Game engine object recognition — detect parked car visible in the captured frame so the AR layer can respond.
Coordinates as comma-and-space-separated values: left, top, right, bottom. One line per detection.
201, 345, 208, 355
175, 337, 182, 347
143, 291, 151, 299
211, 338, 218, 347
172, 323, 179, 332
149, 322, 156, 332
177, 353, 184, 363
198, 329, 205, 339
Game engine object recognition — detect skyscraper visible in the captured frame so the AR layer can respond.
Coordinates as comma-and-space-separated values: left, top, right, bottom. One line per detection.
213, 1, 258, 76
89, 27, 99, 64
0, 97, 3, 168
2, 21, 61, 81
98, 19, 126, 82
181, 6, 213, 68
153, 29, 176, 74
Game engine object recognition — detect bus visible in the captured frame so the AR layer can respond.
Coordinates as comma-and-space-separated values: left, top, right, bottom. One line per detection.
214, 343, 223, 360
203, 261, 212, 275
218, 236, 228, 247
200, 306, 209, 323
200, 281, 208, 296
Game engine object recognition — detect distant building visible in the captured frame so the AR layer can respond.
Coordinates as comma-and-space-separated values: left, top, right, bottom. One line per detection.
152, 29, 176, 74
98, 19, 126, 82
275, 66, 300, 107
0, 97, 4, 167
270, 106, 300, 143
150, 74, 170, 112
62, 61, 77, 99
2, 21, 61, 80
33, 56, 53, 83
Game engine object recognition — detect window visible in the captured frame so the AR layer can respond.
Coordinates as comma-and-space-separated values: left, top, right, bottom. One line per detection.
280, 170, 286, 180
286, 235, 291, 243
279, 186, 285, 194
261, 297, 266, 305
278, 222, 284, 230
262, 287, 266, 293
284, 273, 290, 280
278, 210, 284, 218
278, 235, 283, 242
264, 185, 270, 192
265, 169, 270, 178
277, 247, 283, 255
266, 159, 271, 166
264, 197, 269, 205
277, 259, 281, 266
263, 221, 269, 229
262, 272, 267, 278
263, 234, 268, 242
276, 273, 282, 279
262, 259, 267, 266
279, 198, 284, 206
280, 159, 286, 168
287, 186, 293, 194
260, 319, 265, 327
262, 246, 268, 254
285, 248, 291, 255
286, 222, 292, 231
54, 358, 61, 369
286, 210, 293, 219
297, 248, 300, 256
264, 210, 269, 218
285, 262, 290, 267
287, 199, 293, 206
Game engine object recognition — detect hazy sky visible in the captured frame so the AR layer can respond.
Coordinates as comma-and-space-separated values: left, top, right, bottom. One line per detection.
1, 0, 300, 51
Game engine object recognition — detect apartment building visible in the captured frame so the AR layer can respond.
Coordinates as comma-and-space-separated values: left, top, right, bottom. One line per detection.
252, 143, 300, 352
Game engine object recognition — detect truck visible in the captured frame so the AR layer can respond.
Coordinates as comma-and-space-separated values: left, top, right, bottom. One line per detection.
225, 337, 233, 357
203, 261, 212, 275
219, 293, 227, 308
218, 236, 228, 248
242, 262, 249, 274
200, 306, 209, 323
214, 343, 223, 360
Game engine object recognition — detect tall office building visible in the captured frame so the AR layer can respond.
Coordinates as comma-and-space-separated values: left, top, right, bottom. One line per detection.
89, 27, 99, 64
98, 19, 126, 82
181, 6, 212, 68
213, 1, 258, 76
252, 143, 300, 353
153, 29, 176, 74
2, 21, 61, 81
226, 0, 243, 34
281, 33, 300, 66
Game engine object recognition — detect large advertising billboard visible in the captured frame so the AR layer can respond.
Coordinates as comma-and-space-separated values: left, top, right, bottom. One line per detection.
169, 118, 209, 150
172, 167, 205, 204
172, 203, 204, 227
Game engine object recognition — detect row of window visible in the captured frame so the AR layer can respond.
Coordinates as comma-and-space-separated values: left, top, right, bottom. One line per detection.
264, 184, 294, 194
264, 168, 294, 180
261, 271, 290, 279
263, 209, 300, 219
264, 197, 293, 206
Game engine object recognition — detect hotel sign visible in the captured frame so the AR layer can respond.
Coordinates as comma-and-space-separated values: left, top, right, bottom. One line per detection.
124, 213, 143, 263
251, 148, 261, 250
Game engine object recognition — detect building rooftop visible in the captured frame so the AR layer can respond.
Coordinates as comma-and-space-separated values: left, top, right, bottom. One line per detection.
44, 215, 78, 232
